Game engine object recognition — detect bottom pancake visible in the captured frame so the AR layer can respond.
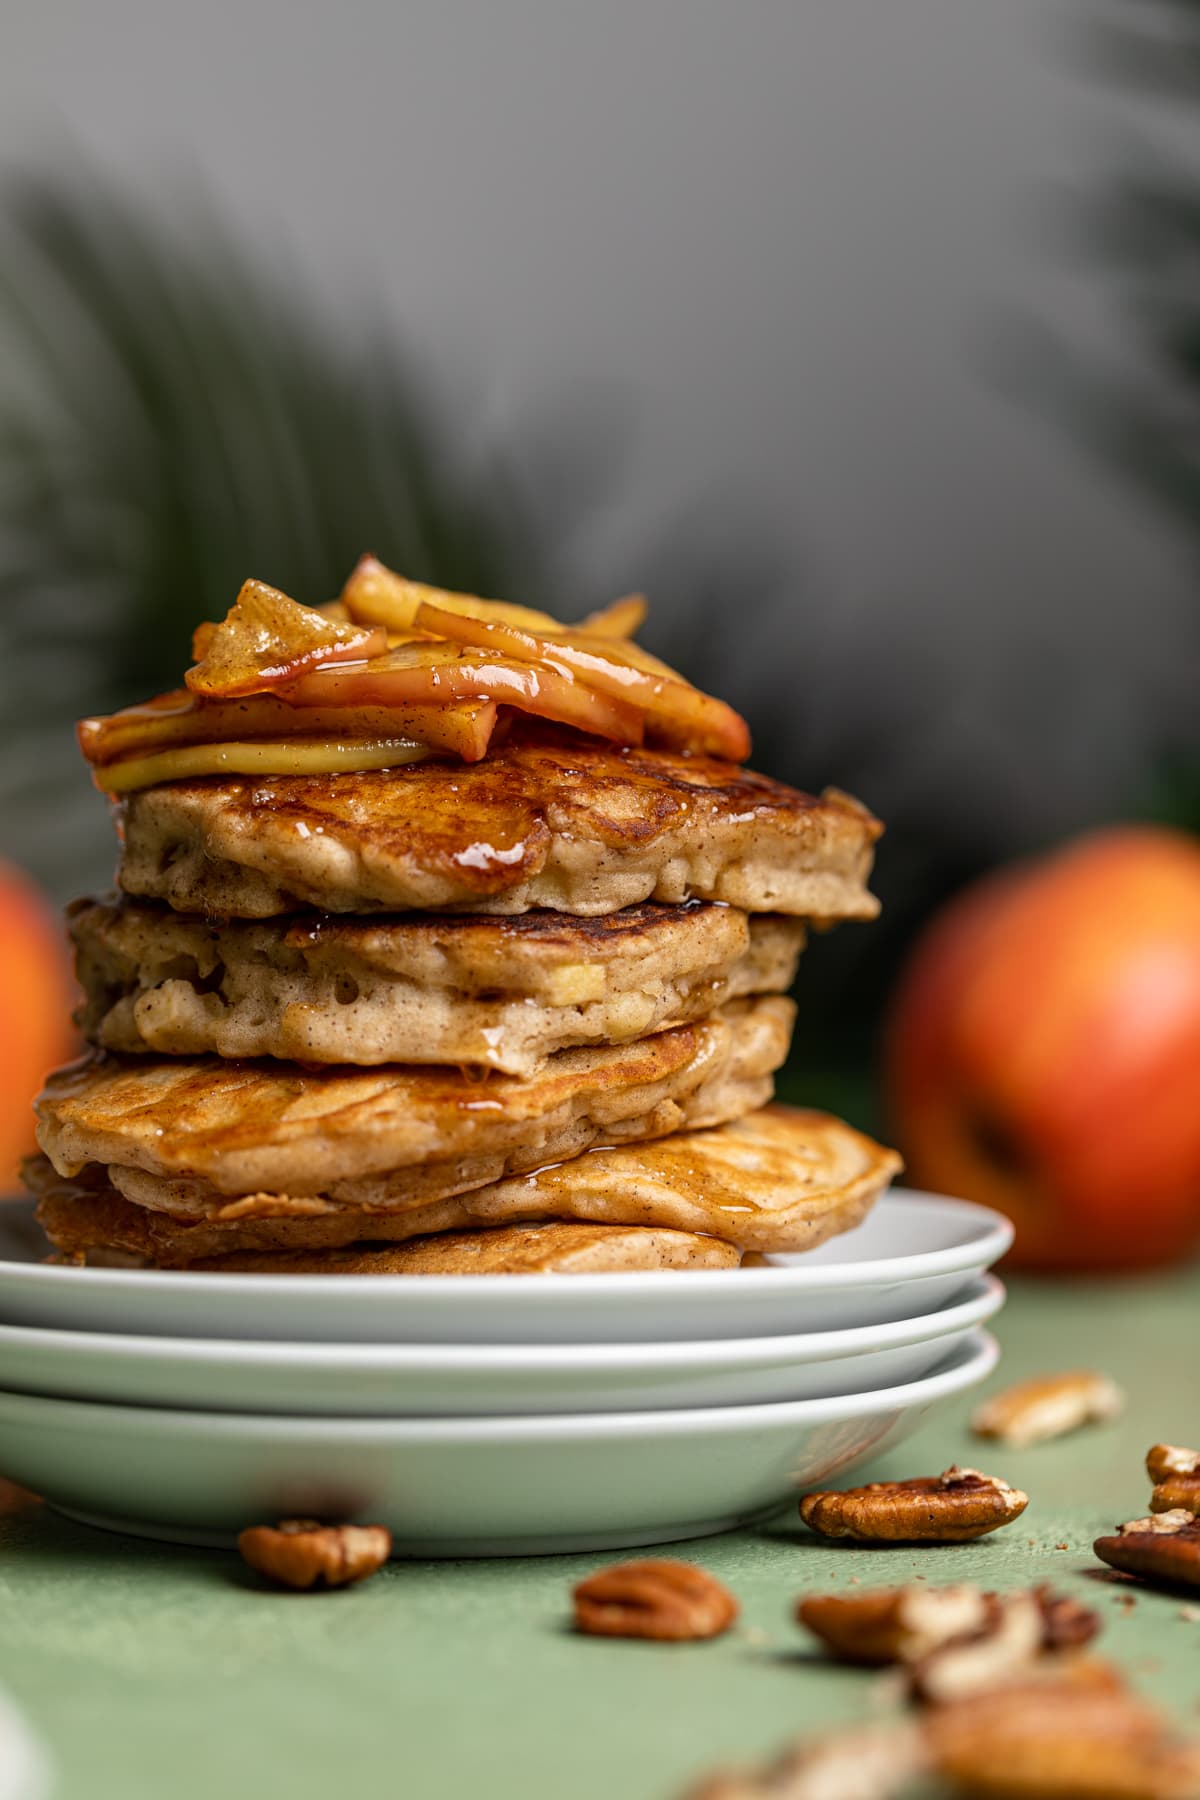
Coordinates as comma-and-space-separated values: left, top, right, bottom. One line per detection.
28, 1105, 901, 1265
201, 1223, 742, 1275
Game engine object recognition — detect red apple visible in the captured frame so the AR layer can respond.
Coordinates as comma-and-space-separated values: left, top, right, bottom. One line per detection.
0, 862, 76, 1193
885, 825, 1200, 1271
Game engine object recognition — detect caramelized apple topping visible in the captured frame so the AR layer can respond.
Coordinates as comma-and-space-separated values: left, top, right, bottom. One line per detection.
282, 639, 646, 746
580, 593, 647, 639
186, 579, 387, 698
405, 594, 750, 761
92, 736, 432, 794
80, 691, 499, 769
340, 555, 563, 636
79, 561, 752, 791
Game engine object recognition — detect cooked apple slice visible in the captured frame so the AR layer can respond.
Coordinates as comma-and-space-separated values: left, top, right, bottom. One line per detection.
186, 579, 387, 698
80, 692, 501, 767
341, 556, 563, 637
410, 600, 750, 761
94, 737, 433, 795
283, 642, 645, 745
581, 594, 648, 639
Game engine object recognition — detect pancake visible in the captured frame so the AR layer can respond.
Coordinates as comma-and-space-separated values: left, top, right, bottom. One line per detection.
35, 996, 791, 1209
42, 1212, 741, 1275
114, 734, 881, 920
70, 896, 806, 1075
29, 1104, 900, 1263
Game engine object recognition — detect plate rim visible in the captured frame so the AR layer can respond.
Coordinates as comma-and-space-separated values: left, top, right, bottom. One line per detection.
0, 1330, 998, 1442
0, 1274, 1004, 1374
0, 1188, 1013, 1301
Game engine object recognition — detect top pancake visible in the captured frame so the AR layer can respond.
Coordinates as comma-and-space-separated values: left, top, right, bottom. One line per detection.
115, 733, 881, 919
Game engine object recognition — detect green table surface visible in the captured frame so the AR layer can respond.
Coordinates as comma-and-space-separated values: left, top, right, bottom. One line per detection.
1, 1265, 1197, 1800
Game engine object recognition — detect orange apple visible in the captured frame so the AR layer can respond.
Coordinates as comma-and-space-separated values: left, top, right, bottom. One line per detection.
0, 862, 76, 1193
885, 826, 1200, 1271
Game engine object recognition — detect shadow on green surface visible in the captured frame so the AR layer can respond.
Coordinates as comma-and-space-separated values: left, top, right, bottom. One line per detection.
0, 1504, 232, 1581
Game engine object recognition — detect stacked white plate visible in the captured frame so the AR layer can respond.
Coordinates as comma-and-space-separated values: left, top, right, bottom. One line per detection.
0, 1189, 1009, 1555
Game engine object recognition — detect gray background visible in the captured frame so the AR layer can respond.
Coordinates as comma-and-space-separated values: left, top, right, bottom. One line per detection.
0, 0, 1194, 893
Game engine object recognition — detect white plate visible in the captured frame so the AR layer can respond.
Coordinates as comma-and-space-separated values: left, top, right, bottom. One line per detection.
0, 1333, 998, 1556
0, 1191, 1012, 1344
0, 1276, 1004, 1416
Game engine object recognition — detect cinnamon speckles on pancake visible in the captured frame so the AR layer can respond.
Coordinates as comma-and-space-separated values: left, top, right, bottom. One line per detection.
115, 736, 881, 920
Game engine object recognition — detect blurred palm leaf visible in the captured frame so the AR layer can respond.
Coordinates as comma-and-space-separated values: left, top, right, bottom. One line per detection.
0, 171, 541, 889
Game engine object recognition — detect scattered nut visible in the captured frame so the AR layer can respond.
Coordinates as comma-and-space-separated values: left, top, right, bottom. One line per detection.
1148, 1445, 1200, 1516
1034, 1584, 1103, 1652
924, 1669, 1200, 1799
798, 1584, 990, 1666
1148, 1446, 1200, 1481
970, 1370, 1124, 1448
682, 1720, 928, 1800
237, 1518, 392, 1589
1094, 1511, 1200, 1592
684, 1667, 1193, 1800
573, 1559, 738, 1641
800, 1580, 1102, 1673
910, 1591, 1046, 1705
799, 1468, 1028, 1544
798, 1581, 1101, 1712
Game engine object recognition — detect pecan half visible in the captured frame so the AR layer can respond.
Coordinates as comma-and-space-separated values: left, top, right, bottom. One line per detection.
925, 1670, 1200, 1799
970, 1370, 1124, 1448
799, 1467, 1028, 1544
1147, 1445, 1200, 1516
798, 1581, 1100, 1679
797, 1584, 990, 1665
910, 1591, 1045, 1705
683, 1721, 927, 1800
1033, 1583, 1103, 1652
1094, 1510, 1200, 1591
237, 1518, 392, 1589
573, 1559, 738, 1641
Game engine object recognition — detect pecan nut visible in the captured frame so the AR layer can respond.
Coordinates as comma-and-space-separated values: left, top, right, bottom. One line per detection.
970, 1370, 1124, 1448
682, 1721, 927, 1800
1147, 1444, 1200, 1516
797, 1581, 1099, 1679
910, 1590, 1045, 1705
925, 1670, 1200, 1800
1094, 1510, 1200, 1591
799, 1467, 1028, 1543
573, 1559, 738, 1641
1033, 1583, 1103, 1652
797, 1584, 990, 1665
237, 1517, 392, 1589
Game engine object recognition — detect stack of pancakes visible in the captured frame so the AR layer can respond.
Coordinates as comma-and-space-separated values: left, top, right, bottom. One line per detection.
26, 600, 901, 1276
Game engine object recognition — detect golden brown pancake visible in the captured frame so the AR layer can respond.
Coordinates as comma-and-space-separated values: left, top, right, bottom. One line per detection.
29, 1103, 900, 1263
114, 734, 881, 919
85, 1220, 741, 1276
70, 895, 805, 1075
35, 997, 791, 1208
